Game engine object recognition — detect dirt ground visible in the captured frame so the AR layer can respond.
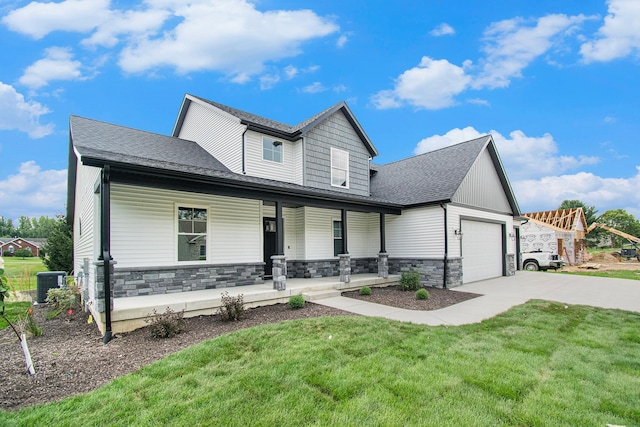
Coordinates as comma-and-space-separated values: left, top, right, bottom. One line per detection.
0, 286, 477, 412
561, 251, 640, 272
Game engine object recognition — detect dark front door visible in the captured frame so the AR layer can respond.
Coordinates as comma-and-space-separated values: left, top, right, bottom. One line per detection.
263, 217, 277, 277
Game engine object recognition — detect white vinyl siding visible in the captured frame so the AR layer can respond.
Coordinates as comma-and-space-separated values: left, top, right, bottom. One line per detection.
110, 184, 261, 267
347, 211, 379, 258
177, 100, 245, 173
385, 206, 444, 258
245, 130, 302, 184
453, 150, 512, 213
73, 163, 101, 301
297, 207, 377, 260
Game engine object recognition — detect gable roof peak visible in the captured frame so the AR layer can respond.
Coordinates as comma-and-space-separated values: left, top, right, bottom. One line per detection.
179, 95, 378, 156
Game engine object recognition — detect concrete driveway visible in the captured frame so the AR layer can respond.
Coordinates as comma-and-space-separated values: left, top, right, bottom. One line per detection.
314, 271, 640, 326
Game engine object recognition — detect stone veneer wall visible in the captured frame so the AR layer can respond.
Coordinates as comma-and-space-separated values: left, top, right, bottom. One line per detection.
286, 258, 377, 278
110, 263, 265, 298
505, 254, 516, 276
389, 257, 463, 289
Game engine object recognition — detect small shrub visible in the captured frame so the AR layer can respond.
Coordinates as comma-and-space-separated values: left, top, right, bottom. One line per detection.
359, 286, 372, 296
145, 307, 185, 339
400, 270, 421, 291
218, 292, 245, 321
288, 295, 305, 309
45, 287, 76, 318
415, 288, 430, 300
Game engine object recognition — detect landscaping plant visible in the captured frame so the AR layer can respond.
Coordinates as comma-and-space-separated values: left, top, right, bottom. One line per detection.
218, 292, 245, 321
288, 295, 305, 309
145, 307, 185, 339
359, 286, 372, 296
45, 287, 77, 319
415, 288, 429, 300
400, 269, 421, 291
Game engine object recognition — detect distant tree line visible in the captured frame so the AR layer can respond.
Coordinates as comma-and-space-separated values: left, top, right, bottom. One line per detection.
0, 216, 58, 239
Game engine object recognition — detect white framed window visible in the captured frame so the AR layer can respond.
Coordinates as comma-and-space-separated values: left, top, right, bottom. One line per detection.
331, 147, 349, 188
177, 206, 208, 262
263, 137, 283, 163
333, 220, 343, 256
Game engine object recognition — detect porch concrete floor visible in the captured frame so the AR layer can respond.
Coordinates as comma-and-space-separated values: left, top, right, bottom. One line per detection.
107, 274, 400, 333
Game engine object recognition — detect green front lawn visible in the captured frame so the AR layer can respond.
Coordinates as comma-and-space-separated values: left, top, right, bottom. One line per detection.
2, 300, 639, 426
552, 269, 640, 280
1, 257, 47, 291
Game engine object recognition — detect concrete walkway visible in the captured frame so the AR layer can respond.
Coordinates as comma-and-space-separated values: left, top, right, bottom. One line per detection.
314, 271, 640, 325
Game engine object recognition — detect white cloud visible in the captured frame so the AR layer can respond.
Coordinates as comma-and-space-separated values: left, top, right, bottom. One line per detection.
473, 14, 587, 89
259, 74, 280, 90
414, 127, 599, 181
81, 8, 170, 48
117, 0, 339, 78
370, 56, 471, 110
1, 0, 110, 39
337, 34, 348, 47
513, 168, 640, 216
0, 161, 67, 220
3, 0, 337, 82
430, 23, 455, 37
19, 47, 85, 89
301, 82, 326, 94
581, 0, 640, 62
284, 65, 298, 79
0, 82, 53, 138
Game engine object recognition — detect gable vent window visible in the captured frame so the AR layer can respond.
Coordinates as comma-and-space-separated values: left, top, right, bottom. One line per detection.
263, 137, 283, 163
177, 206, 207, 262
331, 147, 349, 188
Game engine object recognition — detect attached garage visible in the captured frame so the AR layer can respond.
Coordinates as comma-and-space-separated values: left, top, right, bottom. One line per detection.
461, 220, 504, 283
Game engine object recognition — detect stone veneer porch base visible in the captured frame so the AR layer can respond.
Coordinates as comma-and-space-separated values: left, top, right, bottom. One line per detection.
109, 263, 265, 298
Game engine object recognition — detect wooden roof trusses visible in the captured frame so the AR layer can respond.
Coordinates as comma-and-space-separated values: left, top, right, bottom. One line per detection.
523, 208, 588, 236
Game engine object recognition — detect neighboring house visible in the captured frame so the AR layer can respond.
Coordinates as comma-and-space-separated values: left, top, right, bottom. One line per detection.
0, 237, 41, 257
67, 94, 521, 334
521, 208, 587, 264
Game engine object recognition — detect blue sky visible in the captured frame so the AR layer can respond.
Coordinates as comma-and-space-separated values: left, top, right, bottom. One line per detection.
1, 0, 639, 222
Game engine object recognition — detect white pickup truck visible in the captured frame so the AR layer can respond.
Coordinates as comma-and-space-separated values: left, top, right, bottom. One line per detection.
521, 251, 563, 271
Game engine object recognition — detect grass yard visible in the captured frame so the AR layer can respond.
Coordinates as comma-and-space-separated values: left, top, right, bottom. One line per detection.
552, 269, 640, 281
2, 300, 639, 426
1, 257, 47, 291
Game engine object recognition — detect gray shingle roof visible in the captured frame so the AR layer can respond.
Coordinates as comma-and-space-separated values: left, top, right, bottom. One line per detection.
371, 136, 490, 206
70, 116, 399, 208
71, 116, 231, 174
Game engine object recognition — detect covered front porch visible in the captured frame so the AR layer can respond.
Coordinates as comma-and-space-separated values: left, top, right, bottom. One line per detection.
95, 273, 400, 334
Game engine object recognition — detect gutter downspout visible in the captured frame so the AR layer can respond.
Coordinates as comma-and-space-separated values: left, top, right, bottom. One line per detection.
241, 127, 248, 174
99, 166, 112, 344
441, 203, 448, 289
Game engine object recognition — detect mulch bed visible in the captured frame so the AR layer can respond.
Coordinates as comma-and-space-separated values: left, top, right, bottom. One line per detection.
342, 285, 481, 310
1, 285, 481, 411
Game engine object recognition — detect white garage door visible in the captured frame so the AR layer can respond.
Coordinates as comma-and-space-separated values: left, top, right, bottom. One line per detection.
461, 220, 503, 283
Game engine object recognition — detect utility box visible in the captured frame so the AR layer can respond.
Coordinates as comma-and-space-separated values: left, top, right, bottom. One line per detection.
36, 271, 66, 304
